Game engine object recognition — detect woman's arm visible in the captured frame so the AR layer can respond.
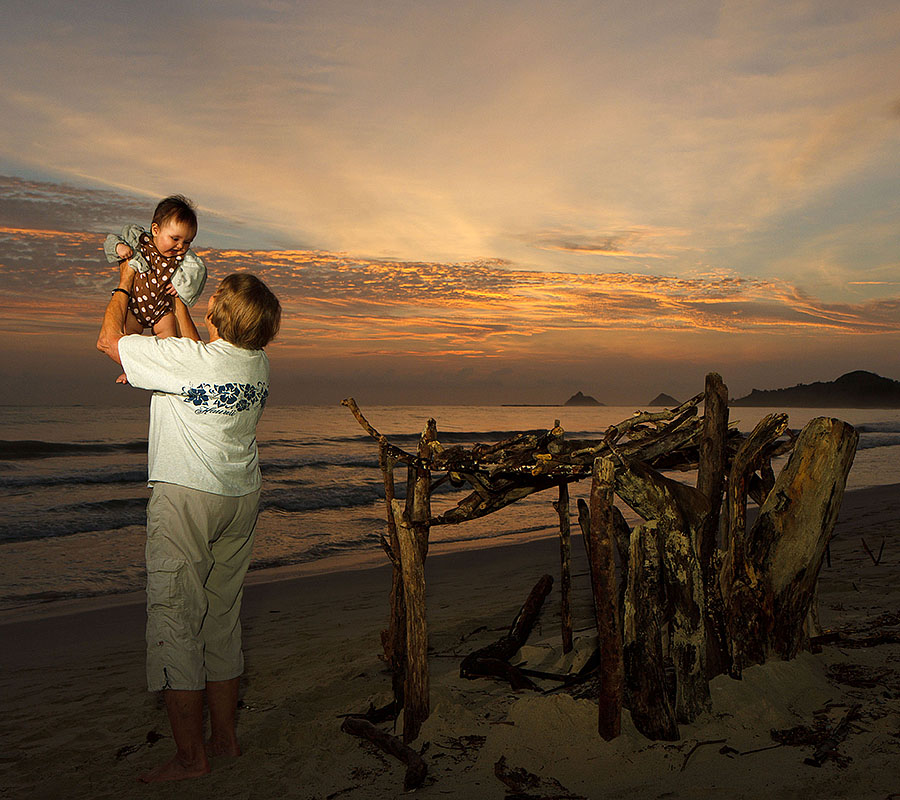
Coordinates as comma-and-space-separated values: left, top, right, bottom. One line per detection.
96, 261, 136, 364
173, 296, 201, 341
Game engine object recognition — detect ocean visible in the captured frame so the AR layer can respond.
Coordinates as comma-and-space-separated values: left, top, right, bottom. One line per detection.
2, 403, 899, 614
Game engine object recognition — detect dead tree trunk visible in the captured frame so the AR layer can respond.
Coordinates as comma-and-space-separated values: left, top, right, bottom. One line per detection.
587, 456, 623, 740
552, 482, 574, 654
746, 417, 858, 660
623, 521, 679, 740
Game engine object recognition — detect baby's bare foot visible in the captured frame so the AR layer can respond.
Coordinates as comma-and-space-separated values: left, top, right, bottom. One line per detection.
115, 372, 129, 384
138, 753, 210, 783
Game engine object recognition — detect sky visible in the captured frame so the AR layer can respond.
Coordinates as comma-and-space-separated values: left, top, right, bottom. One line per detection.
1, 0, 899, 406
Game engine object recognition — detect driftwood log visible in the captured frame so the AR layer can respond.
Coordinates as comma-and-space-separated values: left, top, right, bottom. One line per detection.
341, 716, 428, 790
739, 417, 858, 662
460, 574, 554, 691
343, 376, 858, 755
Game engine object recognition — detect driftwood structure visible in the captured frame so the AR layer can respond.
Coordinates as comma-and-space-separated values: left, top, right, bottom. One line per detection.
342, 372, 858, 748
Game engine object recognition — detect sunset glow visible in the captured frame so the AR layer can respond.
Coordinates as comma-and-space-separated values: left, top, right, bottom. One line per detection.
1, 1, 899, 405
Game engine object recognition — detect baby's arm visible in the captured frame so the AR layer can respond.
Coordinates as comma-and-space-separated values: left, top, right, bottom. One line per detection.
103, 224, 149, 272
169, 250, 207, 306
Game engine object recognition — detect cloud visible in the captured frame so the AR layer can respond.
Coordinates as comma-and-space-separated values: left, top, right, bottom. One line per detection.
2, 177, 900, 406
3, 180, 899, 369
524, 227, 688, 259
3, 1, 900, 278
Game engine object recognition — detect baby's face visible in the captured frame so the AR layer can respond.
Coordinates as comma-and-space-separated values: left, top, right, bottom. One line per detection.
151, 219, 195, 257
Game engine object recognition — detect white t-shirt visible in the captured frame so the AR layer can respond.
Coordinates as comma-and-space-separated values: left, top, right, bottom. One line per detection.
118, 335, 270, 496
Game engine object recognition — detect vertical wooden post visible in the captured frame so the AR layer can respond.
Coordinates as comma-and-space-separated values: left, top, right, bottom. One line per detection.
392, 498, 428, 743
623, 521, 678, 741
379, 445, 406, 711
696, 372, 728, 577
587, 456, 623, 740
412, 420, 435, 558
392, 419, 437, 744
695, 373, 730, 680
552, 482, 574, 654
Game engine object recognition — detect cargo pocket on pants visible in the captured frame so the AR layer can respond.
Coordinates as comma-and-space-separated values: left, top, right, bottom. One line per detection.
146, 558, 198, 691
147, 558, 187, 612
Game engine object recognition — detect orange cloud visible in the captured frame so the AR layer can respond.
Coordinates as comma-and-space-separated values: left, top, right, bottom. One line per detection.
2, 218, 899, 374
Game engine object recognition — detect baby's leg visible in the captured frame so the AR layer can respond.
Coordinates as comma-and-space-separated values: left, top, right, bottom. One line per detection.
115, 311, 146, 384
152, 312, 177, 339
124, 311, 144, 335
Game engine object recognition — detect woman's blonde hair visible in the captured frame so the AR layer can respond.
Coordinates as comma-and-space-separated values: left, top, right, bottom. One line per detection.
209, 273, 281, 350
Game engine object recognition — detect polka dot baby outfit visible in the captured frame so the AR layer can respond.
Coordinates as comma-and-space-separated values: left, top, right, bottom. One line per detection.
130, 232, 184, 328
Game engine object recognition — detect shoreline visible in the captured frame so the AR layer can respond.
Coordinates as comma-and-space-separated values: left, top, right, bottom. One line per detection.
0, 518, 565, 627
2, 480, 897, 629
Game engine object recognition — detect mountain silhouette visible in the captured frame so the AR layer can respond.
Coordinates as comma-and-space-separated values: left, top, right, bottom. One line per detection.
564, 391, 603, 406
649, 393, 680, 407
732, 370, 900, 407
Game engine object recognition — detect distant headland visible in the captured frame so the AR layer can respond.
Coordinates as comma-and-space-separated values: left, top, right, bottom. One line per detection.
499, 371, 900, 409
733, 370, 900, 408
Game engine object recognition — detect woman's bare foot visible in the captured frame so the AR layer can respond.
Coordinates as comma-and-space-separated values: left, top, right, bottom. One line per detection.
138, 752, 210, 783
206, 736, 241, 758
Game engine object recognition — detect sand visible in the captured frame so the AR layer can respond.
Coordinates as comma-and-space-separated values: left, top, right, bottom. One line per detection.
1, 484, 898, 799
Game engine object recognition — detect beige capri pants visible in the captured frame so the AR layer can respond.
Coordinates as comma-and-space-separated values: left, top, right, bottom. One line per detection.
145, 482, 260, 692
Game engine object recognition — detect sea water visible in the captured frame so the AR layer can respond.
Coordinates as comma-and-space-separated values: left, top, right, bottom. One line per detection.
1, 403, 899, 613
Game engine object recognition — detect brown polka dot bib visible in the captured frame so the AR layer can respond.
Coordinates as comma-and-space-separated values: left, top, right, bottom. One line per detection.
129, 232, 184, 328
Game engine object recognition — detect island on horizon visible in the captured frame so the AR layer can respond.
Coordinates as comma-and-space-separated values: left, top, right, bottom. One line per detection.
564, 391, 603, 406
732, 370, 900, 408
648, 392, 680, 407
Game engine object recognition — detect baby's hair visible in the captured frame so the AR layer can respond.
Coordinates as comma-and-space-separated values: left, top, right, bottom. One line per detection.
153, 195, 198, 233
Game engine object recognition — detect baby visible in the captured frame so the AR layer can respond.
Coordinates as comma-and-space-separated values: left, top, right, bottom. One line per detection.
104, 195, 208, 348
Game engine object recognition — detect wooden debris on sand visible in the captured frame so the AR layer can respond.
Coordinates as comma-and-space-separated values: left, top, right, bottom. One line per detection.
341, 373, 858, 786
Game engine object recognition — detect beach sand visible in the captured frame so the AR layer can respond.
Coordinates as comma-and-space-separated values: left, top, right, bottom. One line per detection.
1, 484, 898, 799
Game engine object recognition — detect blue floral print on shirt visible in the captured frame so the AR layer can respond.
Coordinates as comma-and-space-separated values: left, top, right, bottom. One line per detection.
183, 381, 268, 414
